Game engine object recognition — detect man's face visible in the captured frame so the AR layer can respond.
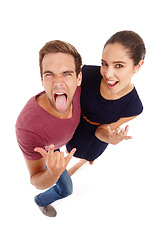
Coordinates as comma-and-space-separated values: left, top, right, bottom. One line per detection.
41, 52, 81, 114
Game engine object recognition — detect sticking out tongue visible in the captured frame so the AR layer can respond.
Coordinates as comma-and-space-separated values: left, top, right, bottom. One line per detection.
55, 94, 67, 111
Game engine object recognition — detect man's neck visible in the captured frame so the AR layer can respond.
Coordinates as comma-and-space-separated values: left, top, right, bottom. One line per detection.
36, 93, 72, 119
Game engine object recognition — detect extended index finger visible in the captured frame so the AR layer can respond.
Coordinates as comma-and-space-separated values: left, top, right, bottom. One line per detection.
48, 144, 54, 157
124, 125, 129, 134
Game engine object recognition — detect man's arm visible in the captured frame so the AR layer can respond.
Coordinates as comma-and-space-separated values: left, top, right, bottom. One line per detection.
95, 116, 136, 145
25, 144, 76, 190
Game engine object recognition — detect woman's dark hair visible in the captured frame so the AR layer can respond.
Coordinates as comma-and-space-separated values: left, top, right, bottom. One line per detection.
104, 30, 146, 66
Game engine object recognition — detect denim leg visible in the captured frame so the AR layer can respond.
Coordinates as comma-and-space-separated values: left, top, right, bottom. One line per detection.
35, 169, 73, 207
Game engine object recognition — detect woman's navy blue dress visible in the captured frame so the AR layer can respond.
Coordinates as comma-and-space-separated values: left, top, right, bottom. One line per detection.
66, 65, 143, 161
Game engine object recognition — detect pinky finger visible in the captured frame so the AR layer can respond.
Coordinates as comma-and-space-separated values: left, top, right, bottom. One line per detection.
124, 136, 133, 140
65, 148, 77, 164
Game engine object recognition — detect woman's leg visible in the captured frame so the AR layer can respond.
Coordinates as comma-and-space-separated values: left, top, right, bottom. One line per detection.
67, 159, 87, 176
67, 159, 94, 176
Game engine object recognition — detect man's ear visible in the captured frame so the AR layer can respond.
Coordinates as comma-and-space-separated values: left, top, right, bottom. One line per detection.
134, 60, 144, 73
77, 72, 82, 86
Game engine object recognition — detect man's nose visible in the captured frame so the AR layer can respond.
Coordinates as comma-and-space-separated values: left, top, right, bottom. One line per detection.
53, 75, 64, 85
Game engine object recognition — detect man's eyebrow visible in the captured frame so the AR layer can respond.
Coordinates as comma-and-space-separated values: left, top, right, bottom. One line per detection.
43, 70, 53, 75
63, 70, 74, 74
43, 70, 75, 75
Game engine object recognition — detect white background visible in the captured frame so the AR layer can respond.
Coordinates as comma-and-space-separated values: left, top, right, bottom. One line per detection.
1, 0, 160, 239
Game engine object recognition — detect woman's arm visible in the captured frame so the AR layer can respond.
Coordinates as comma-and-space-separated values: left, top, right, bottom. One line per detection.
95, 116, 136, 144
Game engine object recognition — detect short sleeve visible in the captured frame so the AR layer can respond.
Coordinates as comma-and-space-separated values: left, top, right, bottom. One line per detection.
121, 90, 143, 118
16, 128, 44, 160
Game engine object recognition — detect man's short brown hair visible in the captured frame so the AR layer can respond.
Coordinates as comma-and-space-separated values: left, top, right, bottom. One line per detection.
39, 40, 82, 77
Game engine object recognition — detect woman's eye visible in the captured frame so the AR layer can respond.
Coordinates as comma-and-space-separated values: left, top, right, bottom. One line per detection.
101, 62, 108, 67
116, 64, 123, 68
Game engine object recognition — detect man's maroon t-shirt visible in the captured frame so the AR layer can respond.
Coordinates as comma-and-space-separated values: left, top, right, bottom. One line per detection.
15, 87, 81, 160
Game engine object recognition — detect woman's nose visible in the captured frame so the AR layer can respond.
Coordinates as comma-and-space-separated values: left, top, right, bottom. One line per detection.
104, 67, 114, 79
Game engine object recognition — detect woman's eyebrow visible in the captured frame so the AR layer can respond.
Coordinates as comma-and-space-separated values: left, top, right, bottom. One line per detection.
112, 61, 127, 64
101, 59, 106, 62
101, 59, 127, 65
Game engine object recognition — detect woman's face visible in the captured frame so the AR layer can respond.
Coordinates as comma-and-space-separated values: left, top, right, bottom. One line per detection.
100, 43, 143, 98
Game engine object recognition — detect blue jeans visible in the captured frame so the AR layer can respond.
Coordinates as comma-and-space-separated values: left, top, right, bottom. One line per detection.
34, 169, 73, 207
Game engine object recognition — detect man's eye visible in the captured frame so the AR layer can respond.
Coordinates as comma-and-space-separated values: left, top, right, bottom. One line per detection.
64, 73, 72, 77
46, 73, 53, 76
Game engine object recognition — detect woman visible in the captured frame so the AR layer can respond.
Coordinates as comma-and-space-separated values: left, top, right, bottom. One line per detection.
67, 30, 146, 171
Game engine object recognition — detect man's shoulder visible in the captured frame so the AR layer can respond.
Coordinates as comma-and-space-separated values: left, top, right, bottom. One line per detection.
15, 92, 45, 130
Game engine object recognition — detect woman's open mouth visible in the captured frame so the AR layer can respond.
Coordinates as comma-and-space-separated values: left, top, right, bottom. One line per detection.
107, 80, 119, 89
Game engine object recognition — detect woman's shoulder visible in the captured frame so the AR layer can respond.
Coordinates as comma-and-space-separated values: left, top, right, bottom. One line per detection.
82, 65, 101, 87
82, 65, 101, 75
119, 87, 143, 117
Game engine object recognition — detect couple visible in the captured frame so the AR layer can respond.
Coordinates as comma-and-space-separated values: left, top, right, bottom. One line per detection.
16, 30, 146, 217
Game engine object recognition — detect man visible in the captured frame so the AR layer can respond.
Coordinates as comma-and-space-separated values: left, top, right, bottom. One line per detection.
16, 40, 82, 217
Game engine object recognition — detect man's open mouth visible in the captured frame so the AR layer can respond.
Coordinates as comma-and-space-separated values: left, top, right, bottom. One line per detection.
54, 92, 68, 111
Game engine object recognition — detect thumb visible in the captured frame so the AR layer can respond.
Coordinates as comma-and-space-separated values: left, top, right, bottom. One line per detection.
34, 147, 48, 159
106, 126, 112, 133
